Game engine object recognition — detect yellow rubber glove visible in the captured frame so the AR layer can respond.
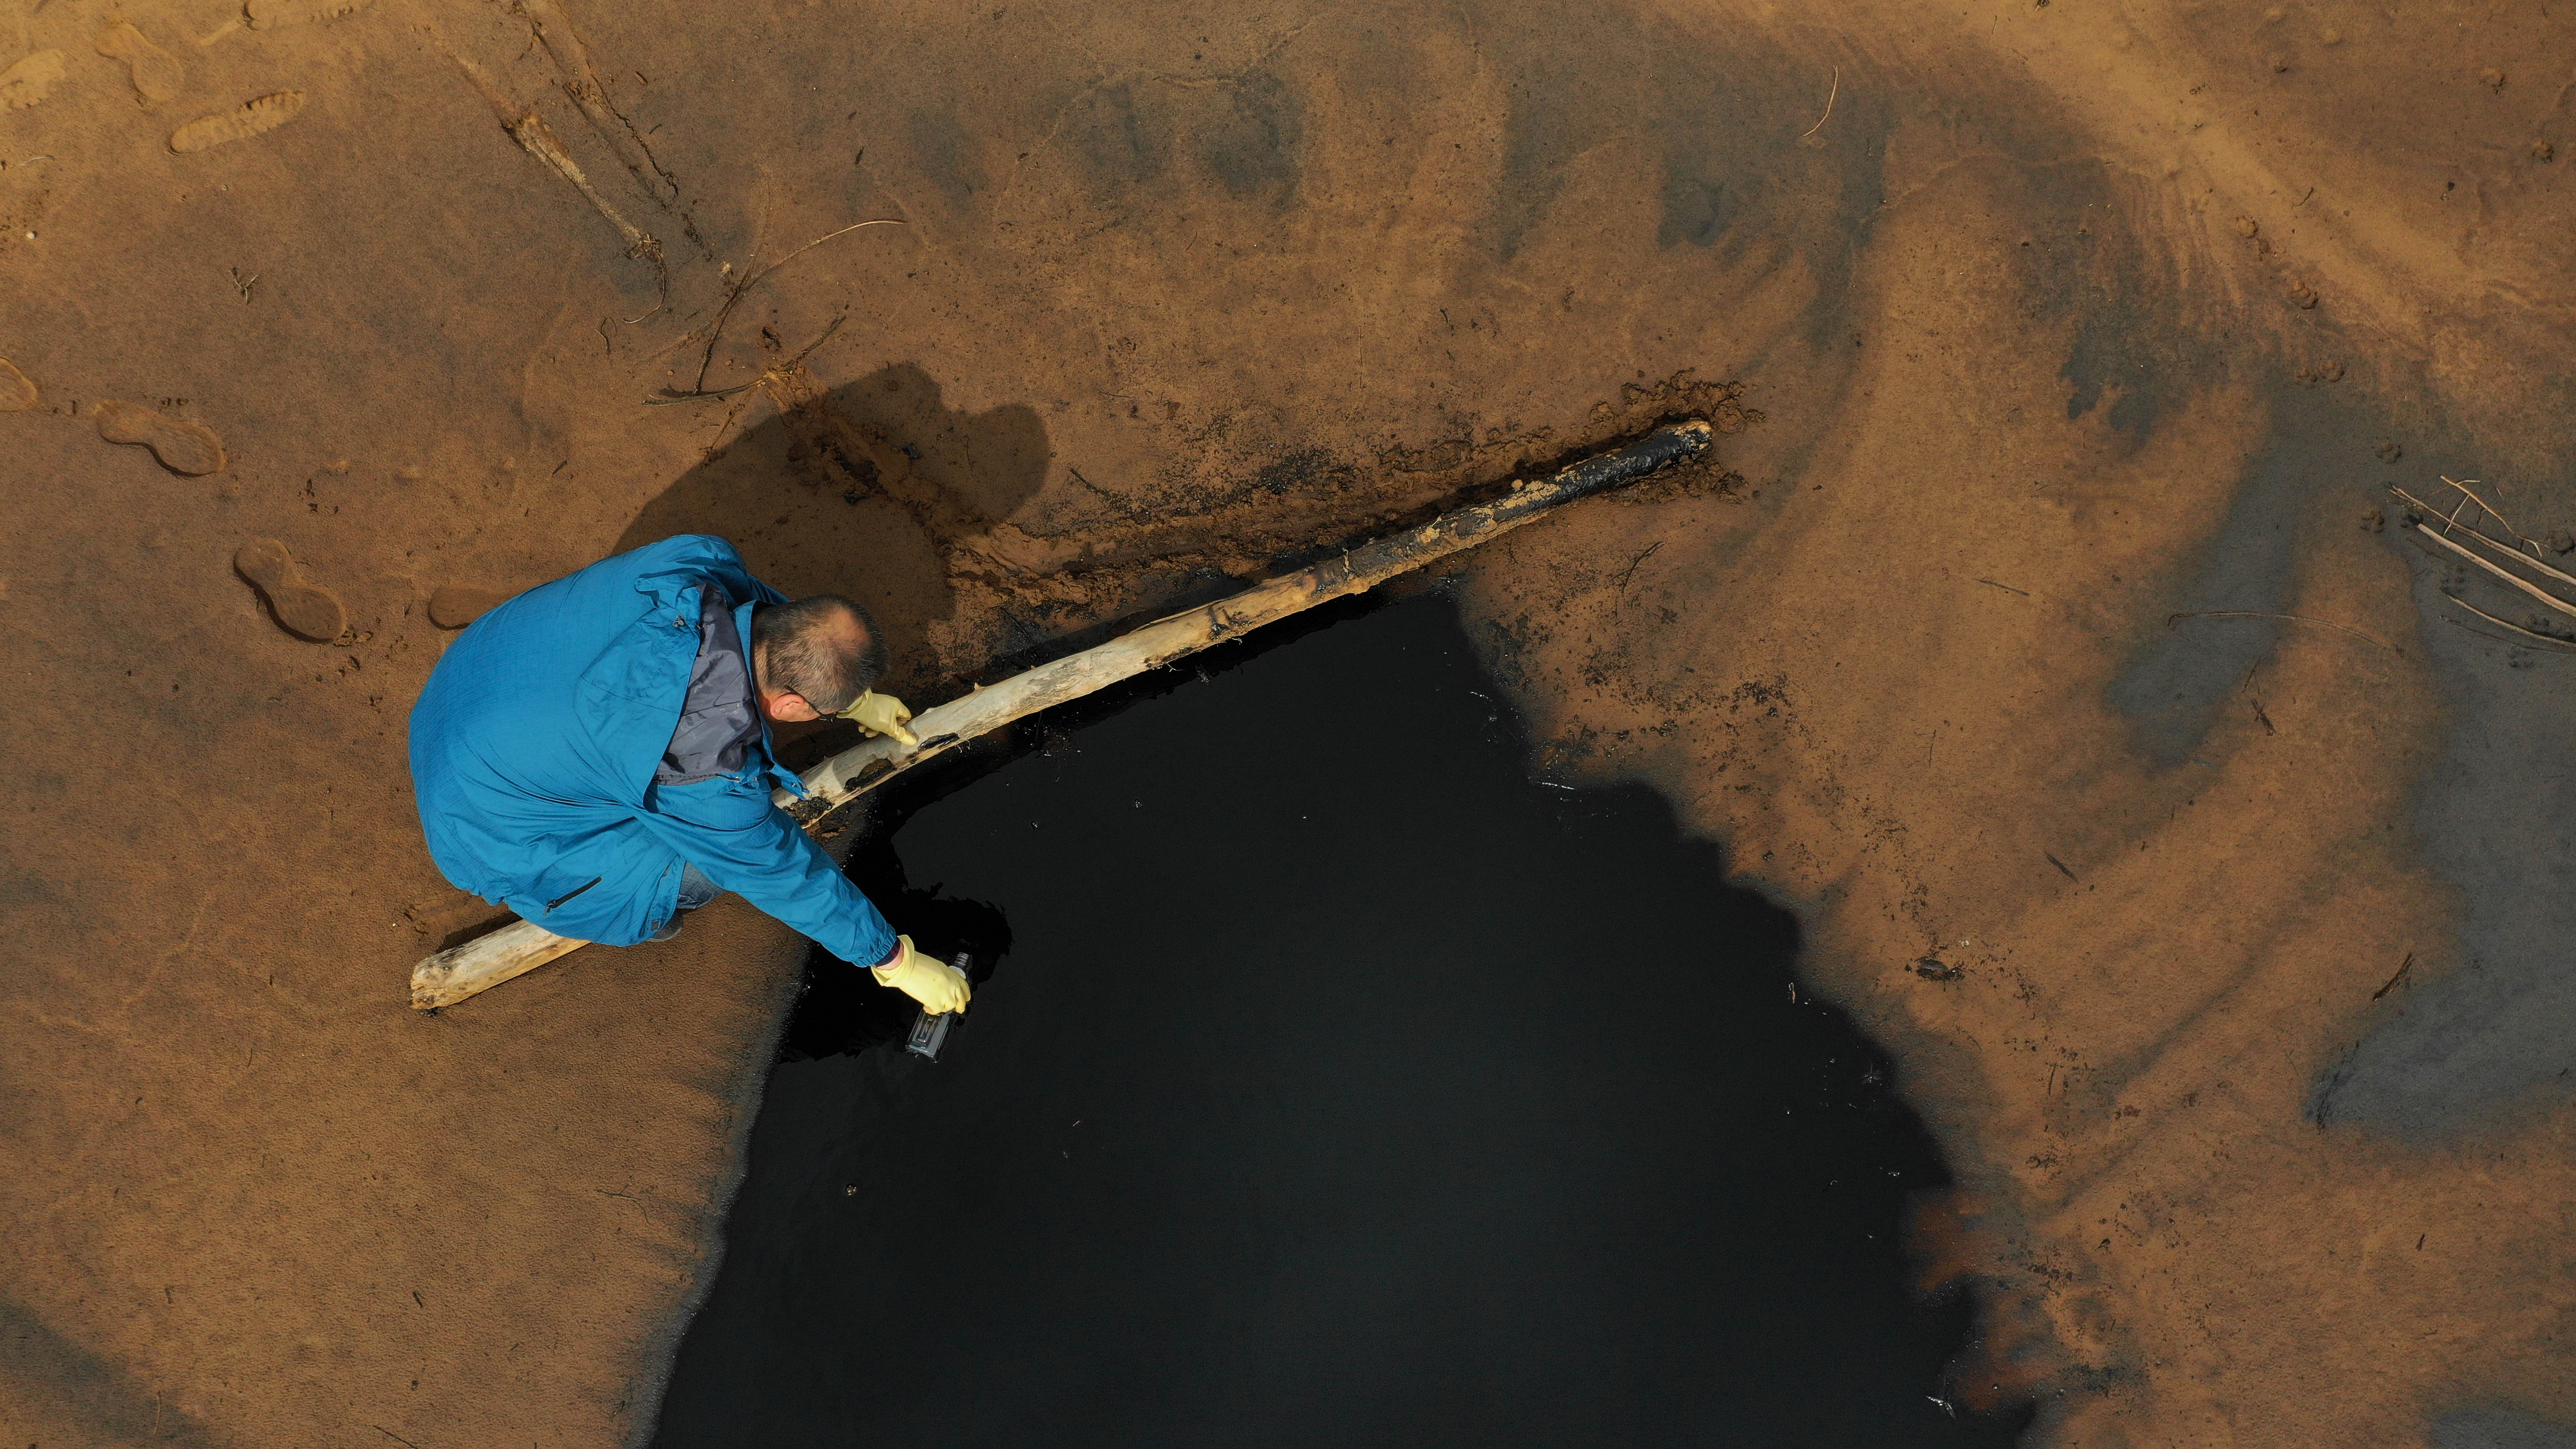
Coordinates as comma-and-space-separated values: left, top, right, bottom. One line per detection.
837, 689, 918, 748
871, 934, 969, 1014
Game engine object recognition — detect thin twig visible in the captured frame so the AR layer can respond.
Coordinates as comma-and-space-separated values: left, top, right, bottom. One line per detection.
650, 312, 851, 406
2165, 610, 2399, 653
644, 383, 750, 405
2387, 485, 2449, 526
701, 389, 761, 452
2393, 481, 2482, 545
2435, 475, 2536, 551
687, 274, 759, 393
781, 310, 849, 371
2440, 616, 2576, 654
1613, 540, 1662, 590
753, 218, 906, 286
1974, 578, 2031, 597
2411, 523, 2576, 622
2372, 953, 2414, 1000
1800, 66, 1840, 139
2439, 592, 2576, 652
685, 220, 903, 395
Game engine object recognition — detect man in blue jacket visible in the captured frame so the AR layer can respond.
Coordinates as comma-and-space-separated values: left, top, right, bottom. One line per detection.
407, 534, 968, 1013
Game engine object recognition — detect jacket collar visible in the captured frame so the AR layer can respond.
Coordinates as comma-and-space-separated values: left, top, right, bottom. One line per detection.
733, 595, 806, 798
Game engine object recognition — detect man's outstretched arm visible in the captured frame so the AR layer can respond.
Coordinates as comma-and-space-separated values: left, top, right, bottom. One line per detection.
632, 774, 898, 969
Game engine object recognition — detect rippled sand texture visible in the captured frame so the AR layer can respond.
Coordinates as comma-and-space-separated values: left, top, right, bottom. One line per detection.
0, 0, 2567, 1444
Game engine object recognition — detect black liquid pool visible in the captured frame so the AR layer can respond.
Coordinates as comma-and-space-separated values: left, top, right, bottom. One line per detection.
652, 591, 2026, 1448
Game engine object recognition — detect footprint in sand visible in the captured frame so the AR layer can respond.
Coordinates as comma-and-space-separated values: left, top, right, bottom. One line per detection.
0, 359, 34, 412
94, 22, 183, 107
234, 539, 346, 642
94, 400, 225, 474
246, 0, 377, 28
426, 585, 509, 629
0, 50, 66, 111
170, 91, 306, 154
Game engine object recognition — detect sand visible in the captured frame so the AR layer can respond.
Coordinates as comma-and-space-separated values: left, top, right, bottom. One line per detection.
0, 0, 2568, 1444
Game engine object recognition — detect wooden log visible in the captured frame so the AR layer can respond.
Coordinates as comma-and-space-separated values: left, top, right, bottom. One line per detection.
411, 920, 589, 1010
409, 419, 1715, 1009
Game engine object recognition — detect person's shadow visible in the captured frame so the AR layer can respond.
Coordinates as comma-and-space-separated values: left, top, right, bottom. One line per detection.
617, 361, 1049, 764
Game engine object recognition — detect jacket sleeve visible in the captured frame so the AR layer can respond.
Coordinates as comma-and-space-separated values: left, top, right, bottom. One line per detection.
631, 772, 898, 968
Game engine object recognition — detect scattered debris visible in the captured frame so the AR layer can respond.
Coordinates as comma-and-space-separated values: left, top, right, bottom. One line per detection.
2391, 479, 2576, 650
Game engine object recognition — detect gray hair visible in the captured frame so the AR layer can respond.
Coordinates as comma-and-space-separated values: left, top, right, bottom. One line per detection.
750, 595, 887, 713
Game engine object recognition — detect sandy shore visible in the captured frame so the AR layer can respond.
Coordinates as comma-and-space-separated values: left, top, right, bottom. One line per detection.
2, 0, 2569, 1443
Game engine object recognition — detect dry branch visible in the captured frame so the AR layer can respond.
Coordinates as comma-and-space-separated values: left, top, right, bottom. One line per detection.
410, 419, 1717, 1009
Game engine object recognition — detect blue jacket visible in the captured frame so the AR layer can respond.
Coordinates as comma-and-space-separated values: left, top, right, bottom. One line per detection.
407, 535, 897, 966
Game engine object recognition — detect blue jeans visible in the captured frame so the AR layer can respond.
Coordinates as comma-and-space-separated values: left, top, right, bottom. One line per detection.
676, 862, 722, 911
650, 863, 723, 941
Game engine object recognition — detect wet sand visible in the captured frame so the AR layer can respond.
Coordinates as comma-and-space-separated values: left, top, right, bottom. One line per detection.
1, 0, 2570, 1443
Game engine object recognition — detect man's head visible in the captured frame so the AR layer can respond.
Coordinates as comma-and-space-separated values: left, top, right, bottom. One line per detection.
749, 595, 889, 723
